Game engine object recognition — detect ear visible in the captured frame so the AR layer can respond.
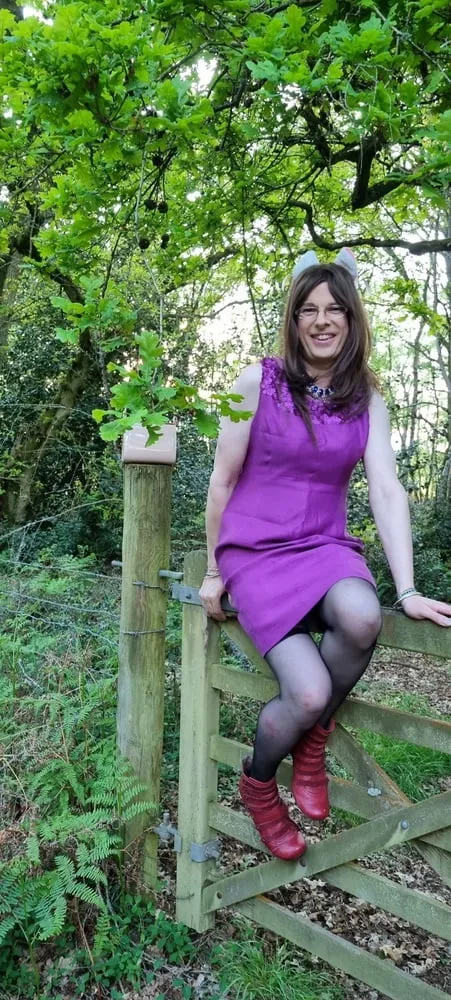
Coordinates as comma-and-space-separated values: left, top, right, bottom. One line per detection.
335, 247, 358, 283
292, 249, 320, 279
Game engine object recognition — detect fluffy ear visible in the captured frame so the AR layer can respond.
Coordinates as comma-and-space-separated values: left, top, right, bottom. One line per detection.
292, 249, 320, 279
335, 247, 358, 283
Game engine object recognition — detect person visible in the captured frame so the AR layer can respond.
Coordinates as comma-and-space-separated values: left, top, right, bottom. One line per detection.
199, 248, 451, 862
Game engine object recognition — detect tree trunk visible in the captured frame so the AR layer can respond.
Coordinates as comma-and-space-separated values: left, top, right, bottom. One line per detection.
2, 331, 94, 525
0, 2, 23, 17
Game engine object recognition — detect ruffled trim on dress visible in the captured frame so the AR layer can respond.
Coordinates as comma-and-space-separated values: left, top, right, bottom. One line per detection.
260, 356, 363, 424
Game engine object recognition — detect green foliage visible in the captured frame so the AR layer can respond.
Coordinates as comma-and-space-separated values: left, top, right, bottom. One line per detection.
0, 557, 198, 994
1, 0, 450, 530
347, 468, 451, 605
358, 730, 450, 803
333, 692, 450, 817
0, 889, 195, 996
93, 330, 252, 445
212, 937, 344, 1000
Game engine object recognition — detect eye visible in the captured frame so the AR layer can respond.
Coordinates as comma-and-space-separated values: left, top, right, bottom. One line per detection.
328, 305, 346, 315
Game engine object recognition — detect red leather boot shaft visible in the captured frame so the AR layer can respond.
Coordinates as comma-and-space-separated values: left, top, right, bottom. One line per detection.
239, 769, 306, 861
291, 720, 335, 820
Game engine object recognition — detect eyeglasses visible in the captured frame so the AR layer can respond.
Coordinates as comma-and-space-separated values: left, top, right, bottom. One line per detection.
296, 305, 347, 320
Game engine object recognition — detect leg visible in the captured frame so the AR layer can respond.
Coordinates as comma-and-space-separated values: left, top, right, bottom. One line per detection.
291, 578, 382, 819
240, 629, 331, 859
316, 577, 382, 727
250, 630, 333, 781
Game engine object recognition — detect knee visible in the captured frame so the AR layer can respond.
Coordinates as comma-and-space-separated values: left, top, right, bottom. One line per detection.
287, 674, 333, 717
341, 606, 382, 650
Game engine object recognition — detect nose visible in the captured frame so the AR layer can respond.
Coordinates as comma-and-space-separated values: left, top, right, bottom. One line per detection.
314, 310, 330, 326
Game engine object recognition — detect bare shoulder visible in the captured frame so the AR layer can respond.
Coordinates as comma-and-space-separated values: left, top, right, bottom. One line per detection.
368, 389, 390, 425
231, 361, 263, 414
234, 361, 263, 390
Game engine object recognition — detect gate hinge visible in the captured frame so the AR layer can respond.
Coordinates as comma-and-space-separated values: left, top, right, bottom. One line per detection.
190, 839, 221, 862
152, 811, 182, 853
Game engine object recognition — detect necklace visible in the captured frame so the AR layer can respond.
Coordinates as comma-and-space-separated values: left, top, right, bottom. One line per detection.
306, 380, 336, 399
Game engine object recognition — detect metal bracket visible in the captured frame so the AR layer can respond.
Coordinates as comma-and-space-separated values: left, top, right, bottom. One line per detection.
152, 811, 182, 853
190, 839, 221, 862
171, 582, 236, 614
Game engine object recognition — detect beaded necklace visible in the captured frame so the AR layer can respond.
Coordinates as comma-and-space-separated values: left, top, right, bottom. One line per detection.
306, 380, 336, 399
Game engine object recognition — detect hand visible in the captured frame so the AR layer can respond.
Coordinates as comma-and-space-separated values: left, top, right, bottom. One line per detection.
199, 574, 227, 622
401, 594, 451, 627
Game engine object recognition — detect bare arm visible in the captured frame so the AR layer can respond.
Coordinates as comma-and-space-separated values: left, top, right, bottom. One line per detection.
364, 392, 451, 626
200, 362, 262, 620
363, 392, 414, 597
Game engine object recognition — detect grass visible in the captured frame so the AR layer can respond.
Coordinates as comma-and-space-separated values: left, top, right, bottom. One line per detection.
357, 691, 450, 802
212, 938, 344, 1000
357, 731, 450, 801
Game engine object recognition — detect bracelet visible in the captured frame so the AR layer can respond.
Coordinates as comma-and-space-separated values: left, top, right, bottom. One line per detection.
205, 569, 221, 578
393, 587, 420, 609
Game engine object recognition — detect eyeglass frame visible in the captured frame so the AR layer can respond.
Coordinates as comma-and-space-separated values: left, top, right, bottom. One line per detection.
294, 304, 348, 321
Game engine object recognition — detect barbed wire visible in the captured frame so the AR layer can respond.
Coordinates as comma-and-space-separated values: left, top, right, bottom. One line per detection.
2, 558, 123, 582
0, 588, 120, 621
0, 498, 123, 543
0, 607, 118, 646
0, 541, 205, 579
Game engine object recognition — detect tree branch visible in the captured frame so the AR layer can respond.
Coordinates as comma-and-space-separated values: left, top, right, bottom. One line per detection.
0, 1, 23, 18
287, 201, 451, 255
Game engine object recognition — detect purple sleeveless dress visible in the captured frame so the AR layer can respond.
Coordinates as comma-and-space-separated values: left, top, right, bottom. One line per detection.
215, 357, 376, 657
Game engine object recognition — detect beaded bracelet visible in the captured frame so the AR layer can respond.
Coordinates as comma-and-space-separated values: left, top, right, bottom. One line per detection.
393, 587, 420, 609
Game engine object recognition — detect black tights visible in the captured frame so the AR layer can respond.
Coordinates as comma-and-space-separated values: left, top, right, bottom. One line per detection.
249, 578, 382, 782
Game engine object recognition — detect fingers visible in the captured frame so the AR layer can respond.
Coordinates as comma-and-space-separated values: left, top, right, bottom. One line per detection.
199, 596, 227, 621
204, 606, 227, 621
423, 610, 451, 627
426, 599, 451, 615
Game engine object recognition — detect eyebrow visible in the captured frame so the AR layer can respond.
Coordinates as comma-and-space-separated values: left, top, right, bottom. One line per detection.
302, 299, 339, 306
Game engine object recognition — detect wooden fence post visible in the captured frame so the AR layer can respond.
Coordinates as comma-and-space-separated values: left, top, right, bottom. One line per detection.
117, 461, 172, 890
176, 550, 220, 931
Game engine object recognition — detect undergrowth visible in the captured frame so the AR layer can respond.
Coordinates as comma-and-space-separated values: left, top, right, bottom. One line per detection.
0, 554, 449, 998
0, 556, 193, 997
212, 936, 344, 1000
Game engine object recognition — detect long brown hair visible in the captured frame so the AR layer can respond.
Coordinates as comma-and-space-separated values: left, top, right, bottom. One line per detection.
279, 263, 378, 432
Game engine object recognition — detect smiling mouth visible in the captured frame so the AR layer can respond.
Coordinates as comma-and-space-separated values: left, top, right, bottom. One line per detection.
312, 334, 335, 342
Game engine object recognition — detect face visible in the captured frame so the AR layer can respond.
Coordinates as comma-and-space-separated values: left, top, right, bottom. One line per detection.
295, 282, 349, 374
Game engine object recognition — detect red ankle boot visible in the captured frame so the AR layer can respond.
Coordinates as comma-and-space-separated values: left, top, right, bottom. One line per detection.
291, 720, 335, 820
239, 761, 306, 861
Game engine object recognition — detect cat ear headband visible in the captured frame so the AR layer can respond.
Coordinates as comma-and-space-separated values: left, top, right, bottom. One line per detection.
292, 248, 358, 283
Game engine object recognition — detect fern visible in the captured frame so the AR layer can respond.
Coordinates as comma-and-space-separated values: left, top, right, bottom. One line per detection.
120, 801, 155, 822
92, 911, 112, 957
25, 835, 40, 865
29, 758, 86, 808
35, 894, 67, 941
0, 915, 18, 945
0, 559, 165, 982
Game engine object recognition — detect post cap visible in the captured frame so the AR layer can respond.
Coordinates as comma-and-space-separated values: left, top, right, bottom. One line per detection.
122, 423, 177, 465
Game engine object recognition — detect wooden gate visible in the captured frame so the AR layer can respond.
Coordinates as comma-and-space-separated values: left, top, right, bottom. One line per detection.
175, 551, 451, 1000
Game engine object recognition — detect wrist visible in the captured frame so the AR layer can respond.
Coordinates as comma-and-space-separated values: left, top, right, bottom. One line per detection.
393, 587, 420, 609
205, 568, 221, 578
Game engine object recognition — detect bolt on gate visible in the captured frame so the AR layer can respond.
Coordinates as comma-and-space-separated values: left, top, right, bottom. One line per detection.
174, 550, 451, 1000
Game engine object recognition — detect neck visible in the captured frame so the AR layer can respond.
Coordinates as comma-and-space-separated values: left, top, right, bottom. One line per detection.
305, 365, 334, 388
